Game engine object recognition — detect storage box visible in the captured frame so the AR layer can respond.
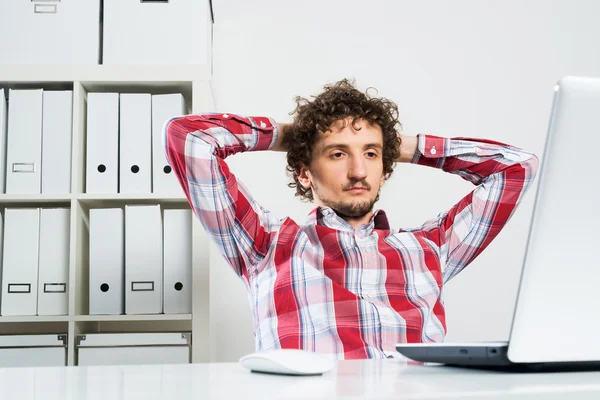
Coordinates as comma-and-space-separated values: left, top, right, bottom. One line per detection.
0, 334, 67, 367
76, 332, 191, 366
102, 0, 213, 67
0, 0, 100, 64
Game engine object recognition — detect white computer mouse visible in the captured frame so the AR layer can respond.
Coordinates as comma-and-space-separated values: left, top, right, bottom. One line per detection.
239, 349, 335, 376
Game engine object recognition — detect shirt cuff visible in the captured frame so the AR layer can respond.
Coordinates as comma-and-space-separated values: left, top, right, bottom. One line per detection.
249, 116, 279, 152
411, 134, 448, 167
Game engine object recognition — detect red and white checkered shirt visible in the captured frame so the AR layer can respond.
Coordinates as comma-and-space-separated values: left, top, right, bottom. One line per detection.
164, 112, 539, 359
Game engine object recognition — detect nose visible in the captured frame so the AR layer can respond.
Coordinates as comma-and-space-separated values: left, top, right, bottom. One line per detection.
347, 155, 367, 181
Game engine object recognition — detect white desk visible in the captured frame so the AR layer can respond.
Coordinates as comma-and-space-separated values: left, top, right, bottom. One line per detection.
1, 359, 600, 399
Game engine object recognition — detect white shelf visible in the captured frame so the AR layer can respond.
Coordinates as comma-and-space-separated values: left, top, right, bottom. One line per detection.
77, 193, 188, 203
0, 64, 211, 84
0, 193, 187, 204
73, 314, 192, 322
0, 194, 73, 204
0, 316, 70, 323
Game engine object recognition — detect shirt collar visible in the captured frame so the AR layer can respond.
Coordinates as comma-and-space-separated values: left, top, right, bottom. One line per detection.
304, 206, 390, 234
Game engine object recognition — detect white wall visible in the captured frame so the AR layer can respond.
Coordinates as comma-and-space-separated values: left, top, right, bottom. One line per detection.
207, 0, 600, 362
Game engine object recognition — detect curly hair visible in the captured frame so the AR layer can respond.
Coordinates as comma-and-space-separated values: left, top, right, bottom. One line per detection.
281, 79, 403, 202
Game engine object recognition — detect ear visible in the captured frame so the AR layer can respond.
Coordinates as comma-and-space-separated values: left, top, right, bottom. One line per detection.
297, 165, 313, 189
379, 173, 385, 188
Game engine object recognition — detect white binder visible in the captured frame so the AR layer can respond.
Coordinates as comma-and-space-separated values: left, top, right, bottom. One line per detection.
89, 208, 124, 315
5, 89, 43, 194
86, 93, 119, 194
0, 89, 7, 193
163, 209, 192, 314
120, 93, 151, 194
41, 91, 73, 194
125, 205, 162, 314
37, 208, 70, 316
151, 93, 185, 195
0, 212, 3, 310
0, 0, 100, 65
1, 208, 40, 316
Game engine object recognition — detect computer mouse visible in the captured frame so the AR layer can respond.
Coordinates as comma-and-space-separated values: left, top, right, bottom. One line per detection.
239, 349, 335, 376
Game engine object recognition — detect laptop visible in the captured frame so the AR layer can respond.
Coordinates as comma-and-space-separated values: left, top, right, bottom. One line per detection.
395, 75, 600, 371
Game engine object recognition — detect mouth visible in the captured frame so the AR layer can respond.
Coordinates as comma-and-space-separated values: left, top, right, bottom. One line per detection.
346, 187, 368, 194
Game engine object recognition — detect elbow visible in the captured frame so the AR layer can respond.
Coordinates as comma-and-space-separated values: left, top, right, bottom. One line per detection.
162, 116, 187, 148
506, 153, 540, 192
492, 152, 540, 191
162, 116, 188, 170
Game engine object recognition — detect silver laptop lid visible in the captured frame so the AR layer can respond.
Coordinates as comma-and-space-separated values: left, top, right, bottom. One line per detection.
508, 76, 600, 363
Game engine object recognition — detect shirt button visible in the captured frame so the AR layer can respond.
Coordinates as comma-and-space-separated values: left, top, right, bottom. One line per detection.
223, 113, 229, 118
430, 146, 437, 155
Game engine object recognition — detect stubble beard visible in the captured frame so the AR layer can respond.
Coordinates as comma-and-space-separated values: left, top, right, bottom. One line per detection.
312, 181, 379, 218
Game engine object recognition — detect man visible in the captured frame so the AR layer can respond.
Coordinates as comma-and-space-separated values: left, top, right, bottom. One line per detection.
163, 79, 539, 359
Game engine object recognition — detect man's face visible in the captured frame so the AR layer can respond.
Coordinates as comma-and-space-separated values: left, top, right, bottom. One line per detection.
298, 118, 385, 218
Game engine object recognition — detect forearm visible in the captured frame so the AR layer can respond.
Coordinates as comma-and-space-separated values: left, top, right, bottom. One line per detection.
272, 122, 290, 152
396, 135, 418, 163
411, 134, 539, 186
165, 113, 278, 159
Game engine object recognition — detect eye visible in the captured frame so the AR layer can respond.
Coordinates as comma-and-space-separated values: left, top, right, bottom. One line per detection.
366, 151, 378, 158
331, 152, 344, 159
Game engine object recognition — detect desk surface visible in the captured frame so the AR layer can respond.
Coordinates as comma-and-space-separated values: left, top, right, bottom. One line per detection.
2, 359, 600, 399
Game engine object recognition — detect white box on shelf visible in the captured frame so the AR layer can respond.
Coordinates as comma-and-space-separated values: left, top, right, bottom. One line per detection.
1, 208, 40, 316
151, 93, 186, 195
163, 209, 192, 314
0, 0, 100, 64
86, 93, 119, 194
5, 89, 43, 194
103, 0, 213, 67
76, 332, 191, 366
41, 91, 73, 194
0, 334, 67, 368
37, 208, 70, 316
0, 89, 7, 193
89, 208, 124, 315
119, 93, 151, 194
125, 205, 163, 314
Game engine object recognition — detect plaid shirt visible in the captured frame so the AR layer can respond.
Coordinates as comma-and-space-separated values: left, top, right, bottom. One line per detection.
164, 113, 539, 359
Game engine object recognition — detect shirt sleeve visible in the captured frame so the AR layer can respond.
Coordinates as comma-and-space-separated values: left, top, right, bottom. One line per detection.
411, 134, 540, 283
163, 112, 282, 280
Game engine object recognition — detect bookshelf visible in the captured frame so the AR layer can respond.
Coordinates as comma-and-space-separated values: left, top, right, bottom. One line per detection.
0, 64, 214, 365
